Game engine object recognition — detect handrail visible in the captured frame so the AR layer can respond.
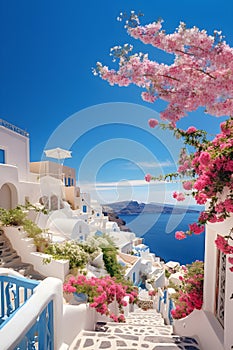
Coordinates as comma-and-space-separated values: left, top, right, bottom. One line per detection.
156, 287, 175, 325
0, 275, 39, 329
0, 276, 63, 350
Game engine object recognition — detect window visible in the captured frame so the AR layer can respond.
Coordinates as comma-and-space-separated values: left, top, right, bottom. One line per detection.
0, 149, 5, 164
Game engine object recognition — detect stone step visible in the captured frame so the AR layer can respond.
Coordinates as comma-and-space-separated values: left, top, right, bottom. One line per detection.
70, 330, 201, 350
0, 246, 14, 255
1, 256, 22, 266
126, 312, 163, 319
105, 322, 173, 336
133, 308, 160, 314
0, 229, 45, 280
125, 317, 165, 327
0, 250, 19, 261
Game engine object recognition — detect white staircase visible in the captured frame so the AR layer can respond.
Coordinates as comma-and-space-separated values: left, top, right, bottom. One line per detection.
69, 308, 201, 350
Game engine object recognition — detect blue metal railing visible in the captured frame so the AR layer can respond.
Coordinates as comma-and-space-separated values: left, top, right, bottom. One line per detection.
0, 118, 29, 138
0, 275, 54, 350
157, 288, 175, 325
168, 298, 174, 325
15, 300, 54, 350
0, 275, 39, 328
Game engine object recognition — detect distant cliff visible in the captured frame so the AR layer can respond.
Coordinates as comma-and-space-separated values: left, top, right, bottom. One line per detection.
102, 200, 201, 216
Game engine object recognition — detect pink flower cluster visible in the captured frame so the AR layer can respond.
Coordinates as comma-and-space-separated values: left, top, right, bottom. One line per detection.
173, 120, 233, 245
171, 261, 204, 319
175, 223, 204, 240
173, 191, 185, 201
96, 16, 233, 123
175, 231, 187, 240
145, 173, 152, 182
63, 275, 138, 322
215, 235, 233, 272
191, 120, 233, 224
148, 118, 159, 128
148, 289, 157, 296
182, 181, 193, 190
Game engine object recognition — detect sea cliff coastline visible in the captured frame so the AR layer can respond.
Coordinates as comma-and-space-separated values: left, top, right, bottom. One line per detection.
102, 209, 132, 232
102, 200, 201, 216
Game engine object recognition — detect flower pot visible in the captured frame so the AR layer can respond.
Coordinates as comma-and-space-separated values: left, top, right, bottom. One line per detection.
73, 292, 88, 304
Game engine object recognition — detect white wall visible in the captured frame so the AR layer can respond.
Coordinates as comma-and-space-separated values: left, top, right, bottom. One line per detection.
173, 309, 224, 350
63, 304, 97, 346
0, 125, 30, 181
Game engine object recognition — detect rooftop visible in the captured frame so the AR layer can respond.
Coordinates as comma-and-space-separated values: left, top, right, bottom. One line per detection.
0, 118, 29, 138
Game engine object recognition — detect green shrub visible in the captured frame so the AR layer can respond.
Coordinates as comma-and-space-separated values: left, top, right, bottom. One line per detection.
0, 207, 27, 226
0, 206, 48, 252
44, 241, 89, 269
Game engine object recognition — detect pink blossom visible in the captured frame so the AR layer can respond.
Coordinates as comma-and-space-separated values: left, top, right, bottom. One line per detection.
175, 231, 187, 240
220, 121, 230, 135
215, 235, 233, 254
199, 152, 210, 166
194, 193, 207, 204
182, 181, 193, 190
117, 314, 126, 322
173, 191, 185, 201
145, 173, 152, 182
189, 223, 204, 235
148, 118, 159, 128
186, 126, 197, 134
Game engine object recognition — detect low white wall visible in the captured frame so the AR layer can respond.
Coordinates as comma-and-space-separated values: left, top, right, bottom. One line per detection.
3, 226, 69, 281
154, 271, 165, 288
62, 304, 97, 346
173, 309, 224, 350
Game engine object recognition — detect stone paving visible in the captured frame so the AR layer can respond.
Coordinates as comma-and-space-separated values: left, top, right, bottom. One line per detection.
70, 309, 201, 350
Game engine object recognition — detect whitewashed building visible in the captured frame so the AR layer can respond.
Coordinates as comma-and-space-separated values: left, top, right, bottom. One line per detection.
0, 119, 40, 208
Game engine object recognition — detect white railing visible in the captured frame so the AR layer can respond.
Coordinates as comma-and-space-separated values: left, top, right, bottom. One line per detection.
155, 287, 175, 325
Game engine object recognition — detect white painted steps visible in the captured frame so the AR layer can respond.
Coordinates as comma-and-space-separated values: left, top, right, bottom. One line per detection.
69, 309, 201, 350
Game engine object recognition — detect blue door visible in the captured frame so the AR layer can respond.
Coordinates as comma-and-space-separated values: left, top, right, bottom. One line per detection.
83, 205, 87, 213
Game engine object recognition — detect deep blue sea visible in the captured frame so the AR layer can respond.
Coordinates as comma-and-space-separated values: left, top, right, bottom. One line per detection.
119, 212, 205, 265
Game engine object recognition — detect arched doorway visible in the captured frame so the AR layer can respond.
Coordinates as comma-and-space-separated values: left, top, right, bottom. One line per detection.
0, 183, 18, 209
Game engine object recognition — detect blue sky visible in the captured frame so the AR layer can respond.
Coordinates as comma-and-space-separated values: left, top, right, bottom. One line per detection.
1, 0, 233, 204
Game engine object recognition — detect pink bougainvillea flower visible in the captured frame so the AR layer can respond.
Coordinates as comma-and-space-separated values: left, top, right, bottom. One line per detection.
199, 152, 211, 166
148, 118, 159, 128
186, 126, 197, 134
182, 181, 193, 190
215, 235, 233, 254
145, 173, 152, 182
189, 223, 204, 235
175, 231, 187, 240
173, 191, 185, 201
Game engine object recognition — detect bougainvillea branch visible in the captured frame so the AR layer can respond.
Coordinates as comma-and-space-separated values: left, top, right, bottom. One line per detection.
94, 11, 233, 123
